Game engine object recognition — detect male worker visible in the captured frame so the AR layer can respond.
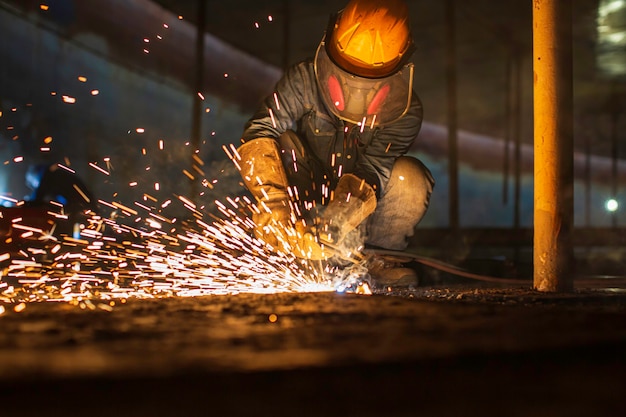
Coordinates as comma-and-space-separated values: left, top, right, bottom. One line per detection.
236, 0, 434, 286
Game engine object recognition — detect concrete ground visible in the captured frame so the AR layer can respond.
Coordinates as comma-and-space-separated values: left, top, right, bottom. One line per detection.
1, 283, 625, 417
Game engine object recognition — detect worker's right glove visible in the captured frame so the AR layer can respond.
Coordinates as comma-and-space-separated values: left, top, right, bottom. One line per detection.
316, 173, 377, 246
236, 138, 330, 260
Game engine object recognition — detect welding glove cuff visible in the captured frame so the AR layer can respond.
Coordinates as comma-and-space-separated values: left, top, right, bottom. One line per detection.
317, 174, 377, 245
236, 138, 293, 248
236, 138, 330, 260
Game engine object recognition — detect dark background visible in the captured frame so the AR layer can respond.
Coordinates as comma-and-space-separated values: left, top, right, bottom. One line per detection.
152, 0, 625, 154
0, 0, 624, 229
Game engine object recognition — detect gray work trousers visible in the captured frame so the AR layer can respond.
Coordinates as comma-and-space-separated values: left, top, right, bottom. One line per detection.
278, 130, 434, 251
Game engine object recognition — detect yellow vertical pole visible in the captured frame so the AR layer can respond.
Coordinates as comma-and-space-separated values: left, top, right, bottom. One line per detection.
533, 0, 574, 292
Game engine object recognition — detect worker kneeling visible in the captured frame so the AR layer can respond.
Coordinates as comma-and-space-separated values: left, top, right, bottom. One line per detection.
236, 0, 434, 287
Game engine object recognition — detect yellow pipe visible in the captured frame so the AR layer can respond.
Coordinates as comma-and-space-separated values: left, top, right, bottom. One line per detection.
533, 0, 574, 292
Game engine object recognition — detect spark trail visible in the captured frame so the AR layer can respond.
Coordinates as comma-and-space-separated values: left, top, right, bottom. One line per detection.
0, 181, 369, 309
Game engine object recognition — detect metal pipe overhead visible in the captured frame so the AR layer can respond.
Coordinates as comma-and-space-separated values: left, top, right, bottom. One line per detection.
1, 0, 282, 113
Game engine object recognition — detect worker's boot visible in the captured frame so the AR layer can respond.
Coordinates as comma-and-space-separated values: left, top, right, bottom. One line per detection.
365, 253, 418, 288
236, 138, 328, 260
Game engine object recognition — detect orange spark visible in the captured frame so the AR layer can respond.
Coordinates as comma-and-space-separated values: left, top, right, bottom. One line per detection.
89, 162, 110, 176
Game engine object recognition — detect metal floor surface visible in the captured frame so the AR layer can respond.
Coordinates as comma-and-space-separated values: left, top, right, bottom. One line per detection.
1, 286, 625, 416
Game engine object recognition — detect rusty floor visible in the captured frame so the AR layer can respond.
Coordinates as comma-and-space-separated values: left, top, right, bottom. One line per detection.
0, 285, 625, 417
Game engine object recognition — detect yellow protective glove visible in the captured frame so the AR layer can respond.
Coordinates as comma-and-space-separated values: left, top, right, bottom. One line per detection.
253, 209, 330, 260
317, 173, 377, 245
236, 138, 330, 260
290, 222, 331, 260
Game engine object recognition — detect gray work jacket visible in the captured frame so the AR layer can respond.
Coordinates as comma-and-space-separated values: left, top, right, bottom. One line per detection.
241, 59, 423, 198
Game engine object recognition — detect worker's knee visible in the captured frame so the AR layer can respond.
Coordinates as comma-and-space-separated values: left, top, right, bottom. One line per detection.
386, 156, 434, 202
366, 157, 434, 250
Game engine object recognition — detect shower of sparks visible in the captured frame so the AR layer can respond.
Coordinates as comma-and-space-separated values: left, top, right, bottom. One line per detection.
0, 156, 370, 309
0, 64, 375, 310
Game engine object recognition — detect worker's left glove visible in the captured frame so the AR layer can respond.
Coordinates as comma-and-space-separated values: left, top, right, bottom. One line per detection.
286, 222, 332, 260
317, 174, 377, 246
235, 137, 331, 260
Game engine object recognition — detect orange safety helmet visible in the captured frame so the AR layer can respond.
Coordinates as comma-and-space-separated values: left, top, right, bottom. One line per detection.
325, 0, 414, 78
314, 0, 415, 127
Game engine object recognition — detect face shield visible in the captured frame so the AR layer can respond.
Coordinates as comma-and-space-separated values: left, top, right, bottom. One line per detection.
314, 40, 414, 127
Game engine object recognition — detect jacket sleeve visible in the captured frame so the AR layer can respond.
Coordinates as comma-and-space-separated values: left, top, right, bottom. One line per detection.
241, 62, 313, 142
353, 92, 423, 196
